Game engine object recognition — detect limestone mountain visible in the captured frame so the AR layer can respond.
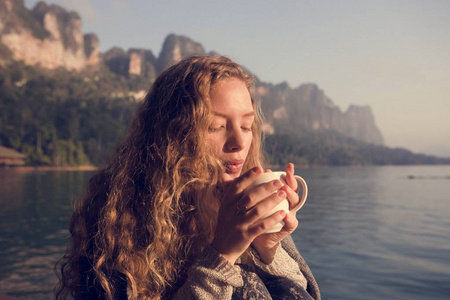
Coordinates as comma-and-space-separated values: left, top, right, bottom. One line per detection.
257, 82, 384, 145
102, 46, 157, 80
157, 33, 207, 73
0, 0, 100, 70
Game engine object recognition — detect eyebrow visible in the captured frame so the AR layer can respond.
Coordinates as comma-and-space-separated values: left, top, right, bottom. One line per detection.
211, 111, 255, 118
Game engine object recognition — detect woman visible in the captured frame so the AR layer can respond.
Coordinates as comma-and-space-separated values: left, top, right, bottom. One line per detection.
56, 56, 320, 299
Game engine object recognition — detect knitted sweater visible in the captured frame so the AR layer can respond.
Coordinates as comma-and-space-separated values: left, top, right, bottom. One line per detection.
78, 236, 320, 299
173, 235, 320, 300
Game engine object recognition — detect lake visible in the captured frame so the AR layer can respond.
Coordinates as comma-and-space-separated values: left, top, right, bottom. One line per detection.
0, 166, 449, 299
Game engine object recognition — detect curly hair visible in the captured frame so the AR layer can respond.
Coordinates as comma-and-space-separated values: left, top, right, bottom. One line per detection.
55, 55, 264, 299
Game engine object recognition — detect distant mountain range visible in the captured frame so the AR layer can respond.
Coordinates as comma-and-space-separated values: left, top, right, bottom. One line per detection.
0, 0, 383, 145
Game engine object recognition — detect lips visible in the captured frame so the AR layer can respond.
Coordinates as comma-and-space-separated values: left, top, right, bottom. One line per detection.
223, 159, 245, 173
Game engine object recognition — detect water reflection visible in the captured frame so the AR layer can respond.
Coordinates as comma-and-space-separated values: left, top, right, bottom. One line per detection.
292, 166, 450, 300
0, 169, 93, 299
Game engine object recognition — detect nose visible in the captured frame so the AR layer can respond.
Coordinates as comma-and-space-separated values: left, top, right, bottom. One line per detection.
224, 127, 245, 152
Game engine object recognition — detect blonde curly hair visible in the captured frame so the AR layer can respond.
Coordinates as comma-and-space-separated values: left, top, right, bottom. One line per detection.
55, 55, 264, 299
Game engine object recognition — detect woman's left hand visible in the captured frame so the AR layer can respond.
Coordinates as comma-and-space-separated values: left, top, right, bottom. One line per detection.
251, 163, 300, 264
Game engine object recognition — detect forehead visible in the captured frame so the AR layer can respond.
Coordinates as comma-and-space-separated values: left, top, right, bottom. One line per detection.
209, 78, 253, 115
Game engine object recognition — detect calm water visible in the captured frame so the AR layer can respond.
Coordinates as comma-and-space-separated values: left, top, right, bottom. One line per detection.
0, 166, 449, 299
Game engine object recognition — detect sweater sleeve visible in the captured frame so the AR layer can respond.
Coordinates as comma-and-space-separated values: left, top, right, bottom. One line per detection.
281, 235, 321, 300
172, 245, 243, 300
249, 244, 308, 289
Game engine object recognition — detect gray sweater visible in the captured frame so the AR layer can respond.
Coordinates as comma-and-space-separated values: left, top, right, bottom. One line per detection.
172, 235, 320, 300
78, 236, 320, 299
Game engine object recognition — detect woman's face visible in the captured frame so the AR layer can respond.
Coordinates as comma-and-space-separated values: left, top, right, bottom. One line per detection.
207, 78, 254, 179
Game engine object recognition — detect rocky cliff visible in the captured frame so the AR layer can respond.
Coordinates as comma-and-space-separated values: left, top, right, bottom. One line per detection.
0, 0, 99, 70
257, 82, 384, 145
157, 33, 206, 72
0, 0, 384, 145
102, 46, 157, 79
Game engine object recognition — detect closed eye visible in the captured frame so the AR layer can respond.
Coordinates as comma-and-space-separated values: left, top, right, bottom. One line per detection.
208, 126, 225, 132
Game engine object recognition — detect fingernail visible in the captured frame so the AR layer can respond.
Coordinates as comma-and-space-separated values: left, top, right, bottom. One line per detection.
278, 190, 286, 198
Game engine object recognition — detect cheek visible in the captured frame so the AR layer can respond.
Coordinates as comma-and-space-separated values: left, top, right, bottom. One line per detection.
206, 135, 223, 155
243, 134, 253, 154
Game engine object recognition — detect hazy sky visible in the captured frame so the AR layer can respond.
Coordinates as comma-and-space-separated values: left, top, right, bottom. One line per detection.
24, 0, 450, 157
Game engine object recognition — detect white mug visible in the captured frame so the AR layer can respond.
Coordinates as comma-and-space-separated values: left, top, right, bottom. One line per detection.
248, 171, 308, 233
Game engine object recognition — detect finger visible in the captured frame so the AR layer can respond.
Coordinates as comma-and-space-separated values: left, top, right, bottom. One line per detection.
239, 179, 282, 209
285, 162, 294, 174
223, 166, 263, 203
248, 209, 287, 237
264, 169, 272, 173
284, 163, 298, 193
281, 184, 300, 210
244, 190, 286, 224
281, 213, 299, 233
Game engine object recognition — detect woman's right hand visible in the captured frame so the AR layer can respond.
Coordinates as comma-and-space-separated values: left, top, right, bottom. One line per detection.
211, 166, 288, 264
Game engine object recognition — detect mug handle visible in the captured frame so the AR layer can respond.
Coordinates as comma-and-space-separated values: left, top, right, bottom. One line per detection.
289, 175, 308, 214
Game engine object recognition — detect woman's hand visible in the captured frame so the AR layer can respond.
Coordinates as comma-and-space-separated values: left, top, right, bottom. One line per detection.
211, 166, 288, 265
251, 163, 300, 264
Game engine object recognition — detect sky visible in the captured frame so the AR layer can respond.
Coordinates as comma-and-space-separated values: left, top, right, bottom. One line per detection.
24, 0, 450, 157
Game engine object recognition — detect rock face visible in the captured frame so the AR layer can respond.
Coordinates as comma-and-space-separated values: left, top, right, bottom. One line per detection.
103, 47, 157, 81
157, 33, 206, 72
257, 82, 384, 145
127, 48, 157, 78
84, 33, 100, 66
102, 47, 129, 75
344, 105, 383, 145
0, 0, 99, 70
